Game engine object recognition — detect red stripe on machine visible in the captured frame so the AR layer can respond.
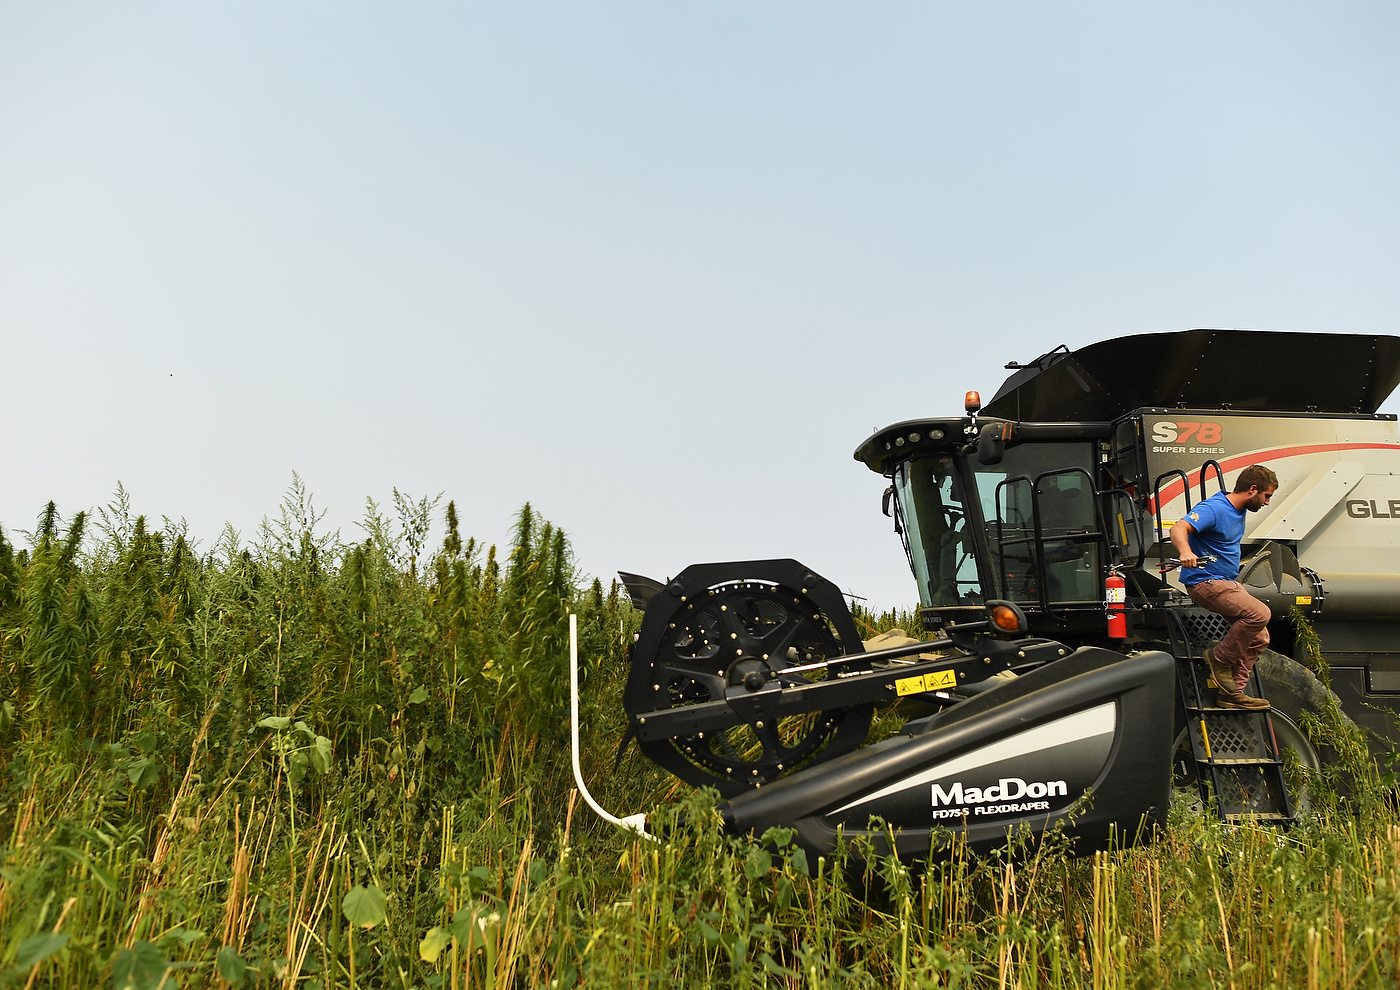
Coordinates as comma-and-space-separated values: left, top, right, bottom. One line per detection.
1148, 442, 1400, 513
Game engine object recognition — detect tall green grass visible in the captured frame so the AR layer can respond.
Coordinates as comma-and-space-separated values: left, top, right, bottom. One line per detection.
1, 482, 1398, 988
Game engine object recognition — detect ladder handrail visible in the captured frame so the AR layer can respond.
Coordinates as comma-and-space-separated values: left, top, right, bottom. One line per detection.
1199, 459, 1227, 501
1099, 486, 1146, 569
1152, 469, 1191, 560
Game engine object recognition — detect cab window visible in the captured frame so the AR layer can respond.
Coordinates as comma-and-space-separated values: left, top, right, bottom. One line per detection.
970, 443, 1101, 605
893, 455, 984, 607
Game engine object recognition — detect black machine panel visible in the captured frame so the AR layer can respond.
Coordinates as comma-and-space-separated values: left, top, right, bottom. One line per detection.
720, 648, 1175, 862
983, 329, 1400, 422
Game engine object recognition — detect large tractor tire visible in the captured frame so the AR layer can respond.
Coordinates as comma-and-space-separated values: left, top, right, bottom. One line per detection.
1253, 648, 1358, 804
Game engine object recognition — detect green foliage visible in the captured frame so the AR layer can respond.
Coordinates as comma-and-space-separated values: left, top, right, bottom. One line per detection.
111, 940, 179, 990
255, 717, 333, 782
1289, 604, 1329, 682
0, 485, 1398, 987
215, 945, 246, 985
0, 484, 635, 988
851, 600, 925, 640
342, 885, 388, 928
14, 933, 68, 970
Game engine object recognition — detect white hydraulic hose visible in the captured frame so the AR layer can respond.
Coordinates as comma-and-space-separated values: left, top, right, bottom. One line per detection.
569, 614, 652, 839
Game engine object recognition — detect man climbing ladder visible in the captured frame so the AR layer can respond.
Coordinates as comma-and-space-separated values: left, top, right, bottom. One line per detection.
1169, 464, 1280, 711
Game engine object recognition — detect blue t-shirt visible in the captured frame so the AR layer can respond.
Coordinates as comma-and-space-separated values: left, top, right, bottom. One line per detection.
1179, 490, 1245, 585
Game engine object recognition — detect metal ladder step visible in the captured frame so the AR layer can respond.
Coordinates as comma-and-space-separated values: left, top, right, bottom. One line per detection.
1161, 605, 1297, 825
1175, 656, 1296, 824
1205, 757, 1287, 766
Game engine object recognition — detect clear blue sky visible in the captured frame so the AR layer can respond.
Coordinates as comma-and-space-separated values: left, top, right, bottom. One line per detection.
3, 3, 1398, 610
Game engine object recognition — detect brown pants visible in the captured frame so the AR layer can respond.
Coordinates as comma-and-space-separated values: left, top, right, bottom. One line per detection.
1186, 579, 1270, 691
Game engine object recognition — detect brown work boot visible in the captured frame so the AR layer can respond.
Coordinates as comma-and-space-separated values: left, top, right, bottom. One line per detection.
1203, 647, 1239, 694
1217, 692, 1271, 711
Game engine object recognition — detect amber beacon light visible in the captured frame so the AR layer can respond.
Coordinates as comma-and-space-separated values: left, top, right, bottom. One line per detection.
989, 602, 1025, 634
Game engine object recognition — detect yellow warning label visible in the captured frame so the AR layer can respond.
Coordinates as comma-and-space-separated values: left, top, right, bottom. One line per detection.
1295, 596, 1312, 605
925, 668, 957, 690
894, 675, 923, 696
895, 669, 958, 696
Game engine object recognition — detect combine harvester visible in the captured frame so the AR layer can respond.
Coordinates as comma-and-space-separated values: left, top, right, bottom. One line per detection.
589, 329, 1400, 864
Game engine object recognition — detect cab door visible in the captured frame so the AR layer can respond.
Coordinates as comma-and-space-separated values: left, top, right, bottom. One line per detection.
969, 442, 1105, 610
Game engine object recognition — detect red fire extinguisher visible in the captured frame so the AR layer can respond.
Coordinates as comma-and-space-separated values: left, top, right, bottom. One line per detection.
1105, 568, 1127, 639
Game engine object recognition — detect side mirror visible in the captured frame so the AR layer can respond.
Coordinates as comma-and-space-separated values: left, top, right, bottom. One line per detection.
882, 486, 895, 517
978, 423, 1009, 465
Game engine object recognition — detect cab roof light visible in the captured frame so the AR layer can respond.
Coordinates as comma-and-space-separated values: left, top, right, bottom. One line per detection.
965, 391, 982, 415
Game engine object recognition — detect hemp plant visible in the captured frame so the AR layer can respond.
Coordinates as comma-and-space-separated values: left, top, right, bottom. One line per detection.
255, 716, 333, 838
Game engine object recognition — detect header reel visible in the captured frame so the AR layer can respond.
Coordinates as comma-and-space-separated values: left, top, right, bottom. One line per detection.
621, 559, 1043, 797
621, 560, 871, 796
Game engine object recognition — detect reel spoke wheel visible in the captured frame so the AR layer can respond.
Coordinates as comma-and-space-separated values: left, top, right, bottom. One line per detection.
624, 561, 872, 797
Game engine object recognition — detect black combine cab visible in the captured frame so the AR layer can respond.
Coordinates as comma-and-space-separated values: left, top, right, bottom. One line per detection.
856, 412, 1130, 643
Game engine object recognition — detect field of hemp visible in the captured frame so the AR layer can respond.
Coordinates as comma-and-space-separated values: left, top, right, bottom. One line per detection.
2, 481, 1400, 988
